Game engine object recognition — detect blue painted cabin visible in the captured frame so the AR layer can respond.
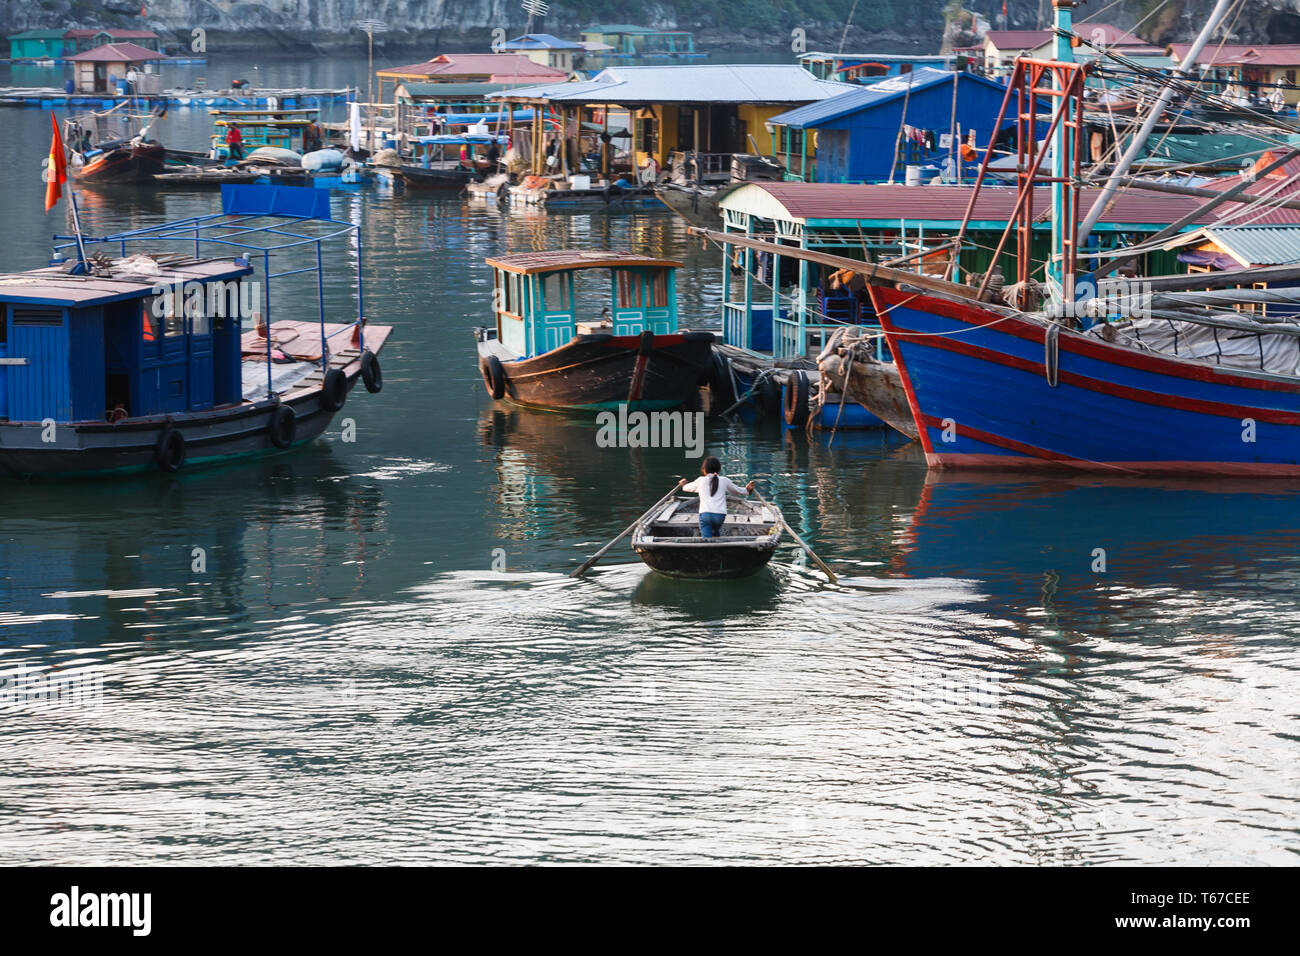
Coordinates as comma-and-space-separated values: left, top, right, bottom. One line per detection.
0, 260, 252, 424
768, 67, 1012, 184
487, 251, 681, 358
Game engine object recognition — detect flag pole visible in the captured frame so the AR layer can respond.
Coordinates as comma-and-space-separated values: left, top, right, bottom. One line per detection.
66, 188, 89, 273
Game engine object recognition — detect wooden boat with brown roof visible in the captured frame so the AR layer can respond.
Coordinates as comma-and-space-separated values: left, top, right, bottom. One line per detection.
474, 250, 714, 411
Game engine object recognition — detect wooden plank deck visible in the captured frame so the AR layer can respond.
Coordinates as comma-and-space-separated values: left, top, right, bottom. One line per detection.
241, 319, 393, 401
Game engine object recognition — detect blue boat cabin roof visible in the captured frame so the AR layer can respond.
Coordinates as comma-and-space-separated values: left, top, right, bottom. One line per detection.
0, 258, 252, 308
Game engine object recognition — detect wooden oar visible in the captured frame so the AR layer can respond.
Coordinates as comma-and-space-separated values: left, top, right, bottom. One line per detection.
752, 488, 837, 583
570, 484, 680, 578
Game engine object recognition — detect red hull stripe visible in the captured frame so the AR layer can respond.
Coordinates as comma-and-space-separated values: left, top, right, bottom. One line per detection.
916, 413, 1108, 464
874, 291, 1300, 426
926, 452, 1300, 476
872, 285, 1300, 397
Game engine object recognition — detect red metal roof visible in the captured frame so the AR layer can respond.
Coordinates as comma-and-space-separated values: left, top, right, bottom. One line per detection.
379, 54, 566, 79
726, 181, 1300, 227
983, 30, 1052, 51
64, 28, 159, 39
1167, 42, 1300, 66
66, 42, 167, 62
985, 24, 1148, 53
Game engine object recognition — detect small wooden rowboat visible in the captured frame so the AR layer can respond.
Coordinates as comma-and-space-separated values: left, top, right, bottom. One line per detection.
632, 495, 783, 579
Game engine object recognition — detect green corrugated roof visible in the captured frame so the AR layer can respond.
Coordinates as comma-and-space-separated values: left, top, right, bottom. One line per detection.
7, 29, 68, 40
583, 25, 657, 34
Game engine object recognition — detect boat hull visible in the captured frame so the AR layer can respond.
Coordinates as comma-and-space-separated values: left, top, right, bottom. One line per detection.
397, 165, 473, 189
869, 284, 1300, 475
73, 143, 166, 184
633, 541, 777, 579
0, 368, 364, 478
478, 331, 714, 411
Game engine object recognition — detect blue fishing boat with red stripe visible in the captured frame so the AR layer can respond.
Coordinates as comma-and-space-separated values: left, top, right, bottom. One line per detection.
869, 284, 1300, 475
863, 0, 1300, 476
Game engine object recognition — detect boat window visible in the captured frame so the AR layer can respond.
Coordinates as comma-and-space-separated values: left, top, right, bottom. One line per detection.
11, 308, 61, 327
636, 113, 658, 155
163, 293, 185, 337
141, 298, 159, 355
648, 269, 668, 308
617, 270, 642, 309
186, 285, 211, 335
542, 271, 570, 312
504, 272, 525, 315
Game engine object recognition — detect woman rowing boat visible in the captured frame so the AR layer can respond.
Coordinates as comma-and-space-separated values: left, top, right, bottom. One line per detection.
678, 456, 755, 539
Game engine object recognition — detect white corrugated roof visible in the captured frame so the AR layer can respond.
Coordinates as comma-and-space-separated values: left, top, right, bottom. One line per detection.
489, 64, 856, 104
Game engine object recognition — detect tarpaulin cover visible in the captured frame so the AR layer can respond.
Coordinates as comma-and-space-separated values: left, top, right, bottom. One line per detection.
1177, 249, 1238, 270
220, 183, 332, 221
1099, 316, 1300, 375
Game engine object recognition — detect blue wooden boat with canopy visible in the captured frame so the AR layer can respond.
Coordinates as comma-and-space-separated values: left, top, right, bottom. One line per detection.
473, 250, 714, 411
0, 183, 390, 477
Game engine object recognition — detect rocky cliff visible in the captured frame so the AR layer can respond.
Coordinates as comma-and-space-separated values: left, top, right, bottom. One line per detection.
5, 1, 1300, 55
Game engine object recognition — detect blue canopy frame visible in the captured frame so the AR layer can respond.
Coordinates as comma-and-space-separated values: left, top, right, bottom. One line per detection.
53, 184, 365, 403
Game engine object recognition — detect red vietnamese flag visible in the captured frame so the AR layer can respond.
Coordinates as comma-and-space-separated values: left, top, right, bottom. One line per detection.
44, 113, 67, 213
140, 3, 147, 16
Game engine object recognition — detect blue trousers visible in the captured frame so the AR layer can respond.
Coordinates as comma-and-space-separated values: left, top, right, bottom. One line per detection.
699, 512, 726, 539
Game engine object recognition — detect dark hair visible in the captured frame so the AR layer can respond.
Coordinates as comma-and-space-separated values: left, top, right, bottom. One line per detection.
702, 456, 720, 497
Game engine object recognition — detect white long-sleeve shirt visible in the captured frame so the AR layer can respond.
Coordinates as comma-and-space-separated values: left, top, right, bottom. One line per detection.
683, 474, 748, 515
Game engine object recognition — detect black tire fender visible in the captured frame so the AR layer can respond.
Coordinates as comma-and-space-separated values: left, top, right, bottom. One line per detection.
637, 329, 655, 356
361, 349, 383, 394
155, 425, 186, 473
321, 367, 348, 412
784, 371, 811, 427
268, 403, 297, 449
480, 354, 506, 400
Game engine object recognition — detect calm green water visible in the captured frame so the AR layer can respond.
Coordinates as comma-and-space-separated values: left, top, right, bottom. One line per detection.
0, 59, 1297, 865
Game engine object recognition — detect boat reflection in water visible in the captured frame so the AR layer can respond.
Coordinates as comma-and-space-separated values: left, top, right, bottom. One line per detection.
0, 447, 388, 646
895, 472, 1300, 636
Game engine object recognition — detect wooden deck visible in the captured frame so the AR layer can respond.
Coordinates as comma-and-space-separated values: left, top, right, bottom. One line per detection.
241, 320, 393, 401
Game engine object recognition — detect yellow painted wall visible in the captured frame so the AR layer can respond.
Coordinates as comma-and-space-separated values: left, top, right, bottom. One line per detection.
1259, 67, 1300, 104
737, 104, 789, 154
629, 102, 823, 168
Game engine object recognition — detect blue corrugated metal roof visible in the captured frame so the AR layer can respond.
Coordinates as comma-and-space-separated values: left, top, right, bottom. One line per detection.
499, 34, 584, 50
489, 64, 856, 104
768, 68, 1007, 128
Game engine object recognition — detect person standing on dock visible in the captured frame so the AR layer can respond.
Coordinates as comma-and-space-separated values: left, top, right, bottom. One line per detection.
679, 457, 755, 539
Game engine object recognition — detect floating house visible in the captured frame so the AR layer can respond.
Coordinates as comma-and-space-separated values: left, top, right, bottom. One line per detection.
962, 24, 1151, 76
713, 180, 1300, 362
578, 25, 699, 57
67, 43, 166, 95
393, 82, 514, 139
1168, 43, 1300, 104
496, 34, 584, 73
766, 67, 1012, 183
65, 29, 162, 55
375, 53, 568, 109
489, 64, 854, 180
798, 52, 958, 84
7, 29, 69, 60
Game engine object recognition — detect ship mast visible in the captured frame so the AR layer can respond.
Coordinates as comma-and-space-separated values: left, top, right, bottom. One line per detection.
1049, 0, 1075, 298
1075, 0, 1237, 254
